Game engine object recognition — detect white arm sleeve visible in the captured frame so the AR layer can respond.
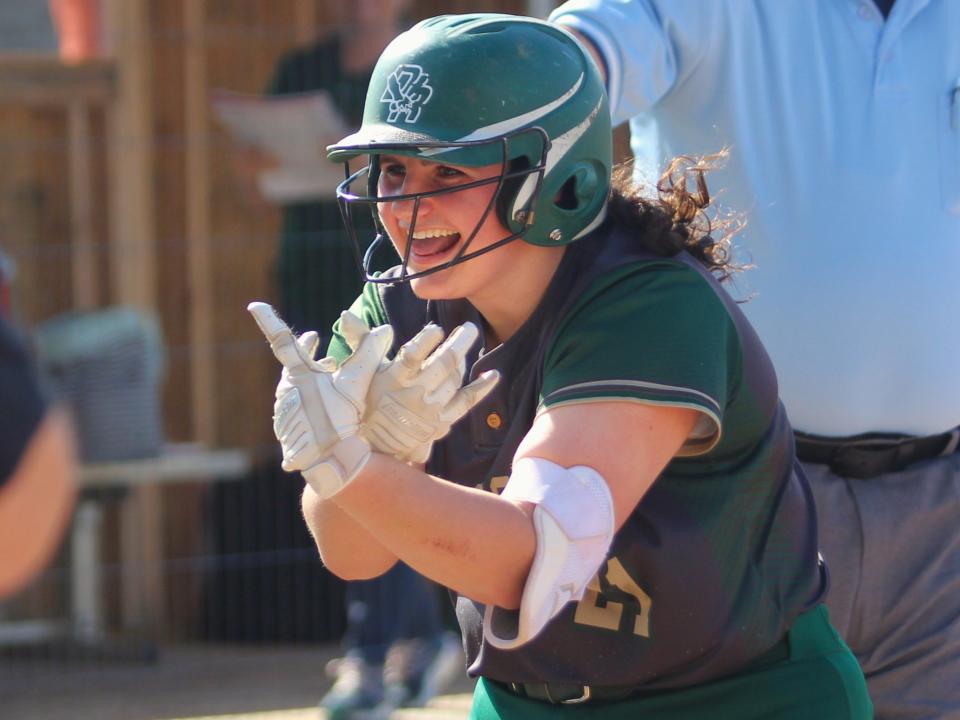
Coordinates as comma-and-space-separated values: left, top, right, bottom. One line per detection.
482, 456, 615, 650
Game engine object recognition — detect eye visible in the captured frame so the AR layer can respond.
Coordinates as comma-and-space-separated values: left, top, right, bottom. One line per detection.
436, 165, 466, 179
382, 162, 406, 179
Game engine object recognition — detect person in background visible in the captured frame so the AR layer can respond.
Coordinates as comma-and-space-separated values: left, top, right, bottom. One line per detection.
231, 2, 461, 717
0, 312, 76, 599
548, 1, 960, 717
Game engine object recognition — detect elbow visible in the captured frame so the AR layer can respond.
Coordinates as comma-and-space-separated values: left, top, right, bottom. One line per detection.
465, 568, 525, 610
300, 486, 397, 580
320, 552, 395, 582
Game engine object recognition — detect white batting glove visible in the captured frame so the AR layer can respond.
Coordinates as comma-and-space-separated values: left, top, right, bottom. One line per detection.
248, 302, 392, 498
339, 312, 500, 464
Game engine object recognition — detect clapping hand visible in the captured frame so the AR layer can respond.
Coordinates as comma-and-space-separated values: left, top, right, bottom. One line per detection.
250, 302, 500, 496
338, 311, 500, 464
248, 302, 391, 498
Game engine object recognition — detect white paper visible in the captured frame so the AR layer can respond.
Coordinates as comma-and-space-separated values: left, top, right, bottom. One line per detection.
212, 89, 351, 202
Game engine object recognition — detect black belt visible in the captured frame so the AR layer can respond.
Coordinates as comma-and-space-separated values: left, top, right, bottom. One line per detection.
795, 428, 960, 480
497, 634, 790, 705
501, 680, 632, 704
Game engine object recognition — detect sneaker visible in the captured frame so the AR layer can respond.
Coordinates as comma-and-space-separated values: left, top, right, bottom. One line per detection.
319, 654, 385, 720
381, 632, 464, 710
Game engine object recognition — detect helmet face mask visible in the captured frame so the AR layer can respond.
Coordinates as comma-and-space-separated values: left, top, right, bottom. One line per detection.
329, 14, 612, 284
336, 128, 550, 283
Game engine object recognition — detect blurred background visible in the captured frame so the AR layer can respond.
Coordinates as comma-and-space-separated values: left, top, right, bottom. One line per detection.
0, 1, 636, 718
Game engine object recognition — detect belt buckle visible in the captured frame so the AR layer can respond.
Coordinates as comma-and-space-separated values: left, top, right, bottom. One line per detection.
547, 684, 592, 705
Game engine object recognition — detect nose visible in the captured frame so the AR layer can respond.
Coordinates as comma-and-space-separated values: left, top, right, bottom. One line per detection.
387, 179, 434, 226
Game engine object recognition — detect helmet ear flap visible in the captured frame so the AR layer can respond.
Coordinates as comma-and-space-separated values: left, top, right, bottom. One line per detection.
566, 161, 603, 213
540, 161, 606, 245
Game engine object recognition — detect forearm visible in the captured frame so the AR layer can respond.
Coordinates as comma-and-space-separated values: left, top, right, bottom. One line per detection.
329, 453, 536, 609
301, 486, 398, 580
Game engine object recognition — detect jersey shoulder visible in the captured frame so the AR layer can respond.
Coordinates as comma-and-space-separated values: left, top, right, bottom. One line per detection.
543, 257, 742, 455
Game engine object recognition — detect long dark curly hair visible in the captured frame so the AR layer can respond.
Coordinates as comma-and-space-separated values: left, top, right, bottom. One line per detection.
606, 151, 745, 284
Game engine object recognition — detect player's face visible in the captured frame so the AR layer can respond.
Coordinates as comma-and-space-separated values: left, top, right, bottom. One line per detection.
377, 155, 525, 301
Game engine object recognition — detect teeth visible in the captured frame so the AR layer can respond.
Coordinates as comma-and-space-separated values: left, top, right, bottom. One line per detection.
411, 229, 458, 240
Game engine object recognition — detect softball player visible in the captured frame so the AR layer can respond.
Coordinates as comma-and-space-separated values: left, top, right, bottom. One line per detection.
250, 14, 871, 719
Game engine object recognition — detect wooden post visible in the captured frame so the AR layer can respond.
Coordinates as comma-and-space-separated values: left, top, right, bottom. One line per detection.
107, 0, 155, 310
119, 482, 162, 641
67, 100, 96, 309
104, 0, 162, 637
184, 0, 216, 446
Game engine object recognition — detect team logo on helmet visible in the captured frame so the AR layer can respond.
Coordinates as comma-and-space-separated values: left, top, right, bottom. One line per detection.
380, 64, 433, 123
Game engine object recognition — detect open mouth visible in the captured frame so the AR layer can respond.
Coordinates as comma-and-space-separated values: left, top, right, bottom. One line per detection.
409, 230, 462, 264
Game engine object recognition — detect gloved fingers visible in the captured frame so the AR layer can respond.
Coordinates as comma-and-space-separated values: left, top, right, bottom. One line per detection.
296, 331, 341, 374
248, 302, 311, 370
276, 412, 310, 451
393, 324, 445, 381
424, 376, 460, 408
338, 310, 370, 354
276, 368, 295, 400
408, 442, 433, 465
282, 452, 315, 473
440, 370, 500, 423
439, 322, 479, 372
335, 323, 394, 403
280, 426, 313, 471
318, 356, 338, 372
272, 388, 302, 438
296, 330, 320, 360
416, 322, 479, 392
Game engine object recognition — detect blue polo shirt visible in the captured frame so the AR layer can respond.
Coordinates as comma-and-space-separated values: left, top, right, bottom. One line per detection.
551, 0, 960, 437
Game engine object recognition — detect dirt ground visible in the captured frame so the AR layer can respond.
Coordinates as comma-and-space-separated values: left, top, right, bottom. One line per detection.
0, 642, 475, 720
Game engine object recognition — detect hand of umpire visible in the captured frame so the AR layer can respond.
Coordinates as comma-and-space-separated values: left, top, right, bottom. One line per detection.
339, 311, 500, 464
248, 302, 392, 498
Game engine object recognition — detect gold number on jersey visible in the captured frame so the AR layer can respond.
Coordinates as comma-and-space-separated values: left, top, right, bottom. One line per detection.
488, 475, 508, 495
573, 557, 651, 637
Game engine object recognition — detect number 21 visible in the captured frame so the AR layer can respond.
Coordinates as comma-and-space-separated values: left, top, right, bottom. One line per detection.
574, 557, 652, 637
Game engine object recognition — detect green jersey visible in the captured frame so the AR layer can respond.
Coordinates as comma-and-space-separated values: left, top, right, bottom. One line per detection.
329, 223, 824, 690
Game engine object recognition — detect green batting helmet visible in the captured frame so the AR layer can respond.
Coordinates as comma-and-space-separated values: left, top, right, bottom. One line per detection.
328, 13, 612, 282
